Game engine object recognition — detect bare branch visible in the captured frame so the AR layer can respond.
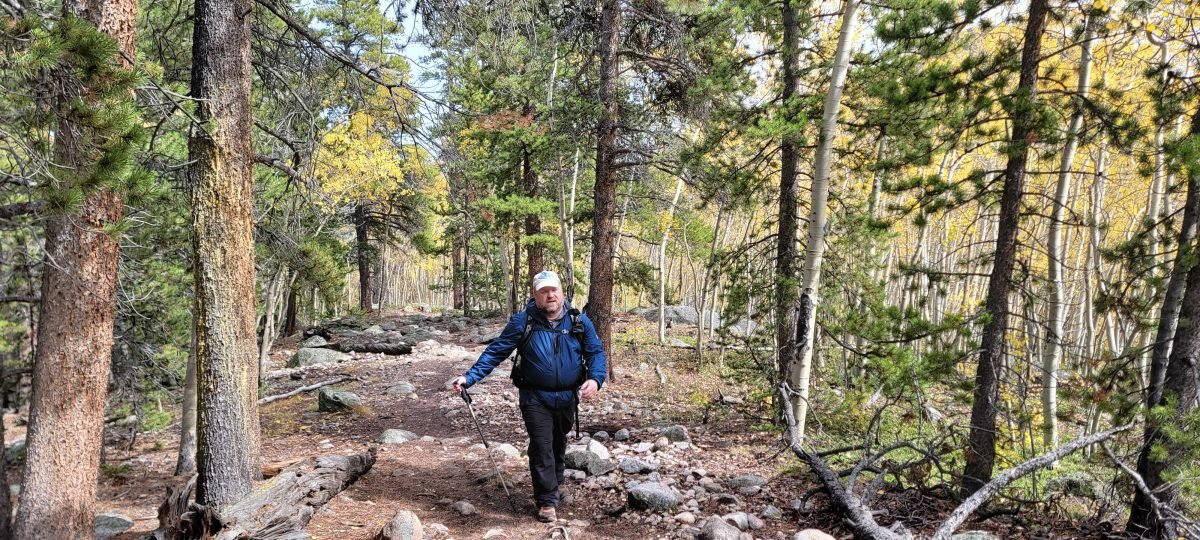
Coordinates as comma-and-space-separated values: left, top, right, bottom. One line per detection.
932, 423, 1136, 540
0, 201, 43, 221
0, 295, 39, 303
258, 376, 351, 405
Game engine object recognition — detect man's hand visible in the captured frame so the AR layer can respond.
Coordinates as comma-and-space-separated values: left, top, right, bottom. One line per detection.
452, 376, 468, 393
580, 379, 599, 400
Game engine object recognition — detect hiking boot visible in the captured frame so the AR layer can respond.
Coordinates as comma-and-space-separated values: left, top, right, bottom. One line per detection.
537, 506, 557, 522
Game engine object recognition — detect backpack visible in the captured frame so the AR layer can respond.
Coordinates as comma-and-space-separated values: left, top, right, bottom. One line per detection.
510, 308, 588, 390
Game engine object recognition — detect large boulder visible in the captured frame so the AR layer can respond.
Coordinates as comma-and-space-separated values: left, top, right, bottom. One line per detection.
94, 512, 134, 540
627, 482, 681, 511
318, 387, 362, 412
376, 509, 423, 540
287, 347, 351, 367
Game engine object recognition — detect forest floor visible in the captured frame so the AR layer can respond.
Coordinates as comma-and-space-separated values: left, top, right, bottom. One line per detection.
24, 309, 1118, 539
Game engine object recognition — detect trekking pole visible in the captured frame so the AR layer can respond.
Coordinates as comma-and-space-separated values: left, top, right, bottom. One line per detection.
460, 388, 519, 512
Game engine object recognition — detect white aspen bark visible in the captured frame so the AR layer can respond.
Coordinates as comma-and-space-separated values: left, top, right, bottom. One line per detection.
1083, 137, 1107, 452
659, 176, 686, 343
1042, 17, 1094, 454
258, 268, 286, 379
789, 0, 861, 436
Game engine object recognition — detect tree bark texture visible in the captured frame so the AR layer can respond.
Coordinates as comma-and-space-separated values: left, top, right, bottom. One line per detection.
189, 0, 259, 508
14, 0, 136, 538
175, 317, 198, 475
1128, 110, 1200, 538
962, 0, 1050, 496
586, 0, 621, 367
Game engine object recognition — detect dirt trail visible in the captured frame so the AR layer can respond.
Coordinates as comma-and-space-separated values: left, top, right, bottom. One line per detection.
89, 310, 829, 540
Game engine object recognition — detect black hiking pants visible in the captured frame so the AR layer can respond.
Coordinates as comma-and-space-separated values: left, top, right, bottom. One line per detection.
520, 400, 574, 508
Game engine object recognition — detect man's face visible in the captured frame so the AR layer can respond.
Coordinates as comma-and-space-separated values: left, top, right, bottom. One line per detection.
534, 286, 564, 316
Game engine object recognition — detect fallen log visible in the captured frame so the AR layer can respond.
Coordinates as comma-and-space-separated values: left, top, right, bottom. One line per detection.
259, 376, 353, 405
150, 449, 376, 540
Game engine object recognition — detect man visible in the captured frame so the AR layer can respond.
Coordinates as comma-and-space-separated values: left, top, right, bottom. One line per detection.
452, 270, 607, 522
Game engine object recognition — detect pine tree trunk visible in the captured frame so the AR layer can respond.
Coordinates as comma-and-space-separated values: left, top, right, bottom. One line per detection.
14, 1, 136, 537
1128, 110, 1200, 537
354, 204, 372, 311
775, 0, 802, 407
788, 0, 860, 438
189, 0, 259, 508
1043, 17, 1095, 455
961, 0, 1050, 496
586, 0, 621, 365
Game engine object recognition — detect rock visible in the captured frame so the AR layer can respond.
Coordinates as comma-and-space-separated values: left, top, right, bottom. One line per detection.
482, 528, 508, 539
376, 509, 423, 540
737, 486, 761, 496
619, 457, 656, 474
636, 305, 721, 326
386, 381, 417, 396
564, 446, 614, 476
449, 319, 468, 332
586, 439, 611, 461
1046, 471, 1102, 499
699, 517, 742, 540
593, 431, 611, 442
700, 478, 724, 492
950, 533, 1003, 540
415, 339, 440, 349
287, 347, 351, 367
379, 429, 419, 444
476, 330, 503, 344
727, 475, 768, 488
715, 493, 741, 507
318, 387, 362, 412
653, 437, 670, 451
668, 338, 691, 348
762, 505, 783, 519
674, 512, 696, 525
300, 335, 328, 348
94, 512, 134, 540
793, 530, 836, 540
627, 482, 681, 511
747, 514, 765, 529
364, 325, 385, 334
659, 425, 690, 443
451, 500, 476, 516
633, 442, 655, 453
493, 443, 521, 459
614, 428, 630, 441
723, 512, 749, 531
426, 523, 449, 538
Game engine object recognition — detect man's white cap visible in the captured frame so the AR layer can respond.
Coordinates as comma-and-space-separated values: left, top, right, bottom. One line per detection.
532, 270, 562, 292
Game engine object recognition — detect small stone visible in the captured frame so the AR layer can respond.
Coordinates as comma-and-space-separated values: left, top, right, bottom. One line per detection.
762, 505, 783, 519
674, 512, 696, 525
723, 512, 749, 531
673, 441, 691, 451
633, 442, 654, 453
659, 425, 690, 442
482, 527, 508, 539
593, 431, 611, 442
793, 530, 836, 540
386, 381, 417, 395
653, 437, 670, 451
614, 428, 630, 441
451, 500, 476, 516
427, 523, 450, 537
493, 443, 521, 459
715, 493, 741, 507
317, 387, 362, 412
738, 485, 761, 496
747, 514, 765, 529
627, 482, 681, 511
950, 533, 1003, 540
699, 517, 742, 540
364, 325, 385, 334
379, 429, 418, 445
727, 475, 768, 488
376, 509, 422, 540
94, 512, 134, 540
619, 457, 655, 474
586, 439, 611, 460
300, 335, 328, 348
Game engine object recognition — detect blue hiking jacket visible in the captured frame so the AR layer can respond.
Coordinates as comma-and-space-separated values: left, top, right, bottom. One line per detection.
463, 299, 607, 409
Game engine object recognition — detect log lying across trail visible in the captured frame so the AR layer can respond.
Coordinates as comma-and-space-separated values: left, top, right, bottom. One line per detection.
150, 449, 376, 540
